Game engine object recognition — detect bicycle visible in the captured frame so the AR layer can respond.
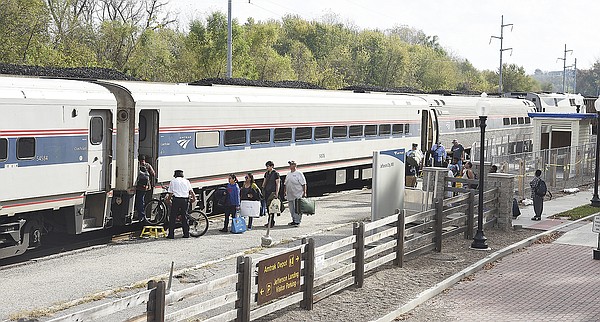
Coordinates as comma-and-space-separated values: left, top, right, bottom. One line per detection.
144, 185, 209, 237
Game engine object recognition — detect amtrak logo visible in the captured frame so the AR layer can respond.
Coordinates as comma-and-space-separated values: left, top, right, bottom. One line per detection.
176, 139, 191, 149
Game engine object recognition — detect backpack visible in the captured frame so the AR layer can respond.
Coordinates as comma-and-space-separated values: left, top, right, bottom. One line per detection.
135, 170, 149, 190
535, 180, 547, 197
215, 186, 228, 206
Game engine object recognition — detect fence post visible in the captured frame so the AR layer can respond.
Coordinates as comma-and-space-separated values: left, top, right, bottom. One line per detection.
236, 256, 252, 322
434, 199, 443, 252
466, 191, 475, 239
146, 280, 165, 322
353, 222, 365, 288
395, 209, 404, 267
302, 238, 315, 310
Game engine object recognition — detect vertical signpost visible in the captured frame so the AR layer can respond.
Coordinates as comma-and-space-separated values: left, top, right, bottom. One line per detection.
592, 215, 600, 260
371, 148, 405, 221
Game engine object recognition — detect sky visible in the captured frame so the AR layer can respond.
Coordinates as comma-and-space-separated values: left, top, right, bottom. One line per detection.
167, 0, 600, 74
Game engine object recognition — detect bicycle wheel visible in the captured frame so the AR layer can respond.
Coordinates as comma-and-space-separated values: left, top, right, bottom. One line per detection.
188, 210, 209, 237
144, 199, 167, 225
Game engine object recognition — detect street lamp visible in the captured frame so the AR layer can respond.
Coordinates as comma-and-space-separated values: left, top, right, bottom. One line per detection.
471, 93, 490, 249
591, 96, 600, 207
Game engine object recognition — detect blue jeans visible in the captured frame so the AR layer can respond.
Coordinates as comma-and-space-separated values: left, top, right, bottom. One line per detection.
135, 190, 146, 220
288, 198, 301, 224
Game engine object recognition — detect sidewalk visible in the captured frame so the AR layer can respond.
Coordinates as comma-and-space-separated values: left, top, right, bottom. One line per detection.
378, 188, 600, 321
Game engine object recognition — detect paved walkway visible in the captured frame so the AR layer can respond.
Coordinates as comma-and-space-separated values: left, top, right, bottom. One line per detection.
379, 188, 600, 321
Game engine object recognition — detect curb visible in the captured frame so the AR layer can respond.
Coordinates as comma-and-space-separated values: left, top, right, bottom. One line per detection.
372, 213, 598, 322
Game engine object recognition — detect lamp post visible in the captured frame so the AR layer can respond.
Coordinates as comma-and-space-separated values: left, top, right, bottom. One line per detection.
591, 96, 600, 207
471, 93, 490, 249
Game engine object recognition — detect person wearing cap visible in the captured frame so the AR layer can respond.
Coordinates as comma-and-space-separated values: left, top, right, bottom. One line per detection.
134, 165, 150, 221
165, 170, 196, 239
284, 161, 307, 227
450, 139, 465, 171
430, 141, 447, 167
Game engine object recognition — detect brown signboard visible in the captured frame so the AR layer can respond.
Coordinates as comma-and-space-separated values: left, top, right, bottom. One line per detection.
257, 248, 302, 305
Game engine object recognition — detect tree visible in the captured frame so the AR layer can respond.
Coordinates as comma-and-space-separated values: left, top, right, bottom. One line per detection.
0, 0, 50, 64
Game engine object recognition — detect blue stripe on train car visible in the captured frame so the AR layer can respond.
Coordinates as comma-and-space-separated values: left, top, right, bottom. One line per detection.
0, 136, 89, 166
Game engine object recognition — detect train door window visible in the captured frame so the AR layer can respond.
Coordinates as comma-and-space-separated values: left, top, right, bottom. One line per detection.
517, 117, 525, 124
525, 117, 531, 124
349, 125, 363, 137
0, 138, 7, 161
332, 126, 348, 138
17, 137, 35, 159
503, 118, 510, 125
510, 117, 517, 125
139, 115, 147, 142
465, 119, 475, 128
364, 125, 377, 136
455, 120, 464, 129
90, 116, 103, 144
404, 124, 410, 134
224, 130, 246, 146
295, 127, 312, 141
392, 124, 404, 134
378, 124, 391, 135
250, 129, 270, 144
274, 128, 292, 142
195, 131, 220, 148
314, 126, 330, 140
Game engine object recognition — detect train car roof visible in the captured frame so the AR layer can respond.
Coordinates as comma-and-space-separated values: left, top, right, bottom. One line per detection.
0, 75, 115, 102
103, 80, 430, 107
416, 93, 536, 115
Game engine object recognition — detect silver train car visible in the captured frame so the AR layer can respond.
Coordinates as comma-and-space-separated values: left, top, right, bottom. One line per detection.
0, 76, 535, 259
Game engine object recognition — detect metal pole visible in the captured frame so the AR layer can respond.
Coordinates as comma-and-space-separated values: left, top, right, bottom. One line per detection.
591, 113, 600, 207
471, 116, 488, 249
498, 16, 503, 94
227, 0, 232, 78
573, 58, 577, 93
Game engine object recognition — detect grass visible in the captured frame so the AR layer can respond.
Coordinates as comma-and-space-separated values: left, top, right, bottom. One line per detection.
551, 205, 600, 220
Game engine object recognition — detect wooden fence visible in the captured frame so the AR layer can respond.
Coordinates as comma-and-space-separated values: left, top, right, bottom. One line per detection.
47, 188, 498, 322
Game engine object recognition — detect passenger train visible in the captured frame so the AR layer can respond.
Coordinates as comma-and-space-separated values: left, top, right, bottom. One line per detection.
0, 75, 537, 259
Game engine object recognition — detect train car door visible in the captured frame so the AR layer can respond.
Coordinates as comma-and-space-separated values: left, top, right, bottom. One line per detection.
138, 110, 159, 178
420, 109, 438, 152
88, 110, 111, 192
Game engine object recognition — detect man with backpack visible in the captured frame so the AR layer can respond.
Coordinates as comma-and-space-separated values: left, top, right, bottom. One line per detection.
134, 166, 150, 222
529, 169, 546, 221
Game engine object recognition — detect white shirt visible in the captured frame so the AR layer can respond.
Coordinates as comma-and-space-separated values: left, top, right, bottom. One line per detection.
168, 177, 192, 198
284, 170, 306, 200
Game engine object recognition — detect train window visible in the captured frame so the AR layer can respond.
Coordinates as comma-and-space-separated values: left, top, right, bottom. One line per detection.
295, 127, 312, 141
250, 129, 270, 144
314, 126, 331, 140
392, 124, 403, 134
195, 131, 220, 148
17, 137, 35, 159
0, 138, 7, 161
455, 120, 464, 129
379, 124, 391, 135
475, 119, 480, 127
349, 125, 363, 137
525, 117, 531, 124
404, 124, 410, 133
510, 117, 517, 125
332, 126, 348, 138
224, 130, 246, 146
139, 115, 147, 142
364, 125, 377, 136
517, 117, 525, 124
90, 117, 103, 144
465, 119, 475, 128
274, 128, 292, 142
503, 118, 510, 125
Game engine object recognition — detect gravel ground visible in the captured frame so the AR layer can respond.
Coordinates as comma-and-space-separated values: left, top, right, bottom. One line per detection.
254, 228, 544, 322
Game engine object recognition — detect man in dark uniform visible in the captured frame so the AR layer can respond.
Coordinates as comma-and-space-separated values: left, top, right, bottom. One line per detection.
262, 161, 280, 228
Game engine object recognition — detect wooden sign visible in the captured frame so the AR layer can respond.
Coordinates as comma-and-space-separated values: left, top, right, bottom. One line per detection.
257, 248, 301, 305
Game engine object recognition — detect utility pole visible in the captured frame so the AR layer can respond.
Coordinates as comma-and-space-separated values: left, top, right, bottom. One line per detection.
573, 58, 577, 93
227, 0, 232, 78
489, 15, 513, 94
557, 44, 573, 93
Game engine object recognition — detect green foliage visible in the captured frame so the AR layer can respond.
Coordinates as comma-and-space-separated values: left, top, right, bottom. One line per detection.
0, 0, 50, 64
552, 205, 599, 221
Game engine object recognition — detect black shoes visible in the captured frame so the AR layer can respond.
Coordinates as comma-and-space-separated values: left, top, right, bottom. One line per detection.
219, 228, 229, 233
531, 216, 541, 221
288, 222, 300, 227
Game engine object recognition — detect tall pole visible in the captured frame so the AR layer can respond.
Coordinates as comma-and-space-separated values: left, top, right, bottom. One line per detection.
592, 98, 600, 207
227, 0, 232, 78
472, 95, 489, 250
573, 58, 577, 93
558, 44, 573, 93
489, 15, 513, 94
